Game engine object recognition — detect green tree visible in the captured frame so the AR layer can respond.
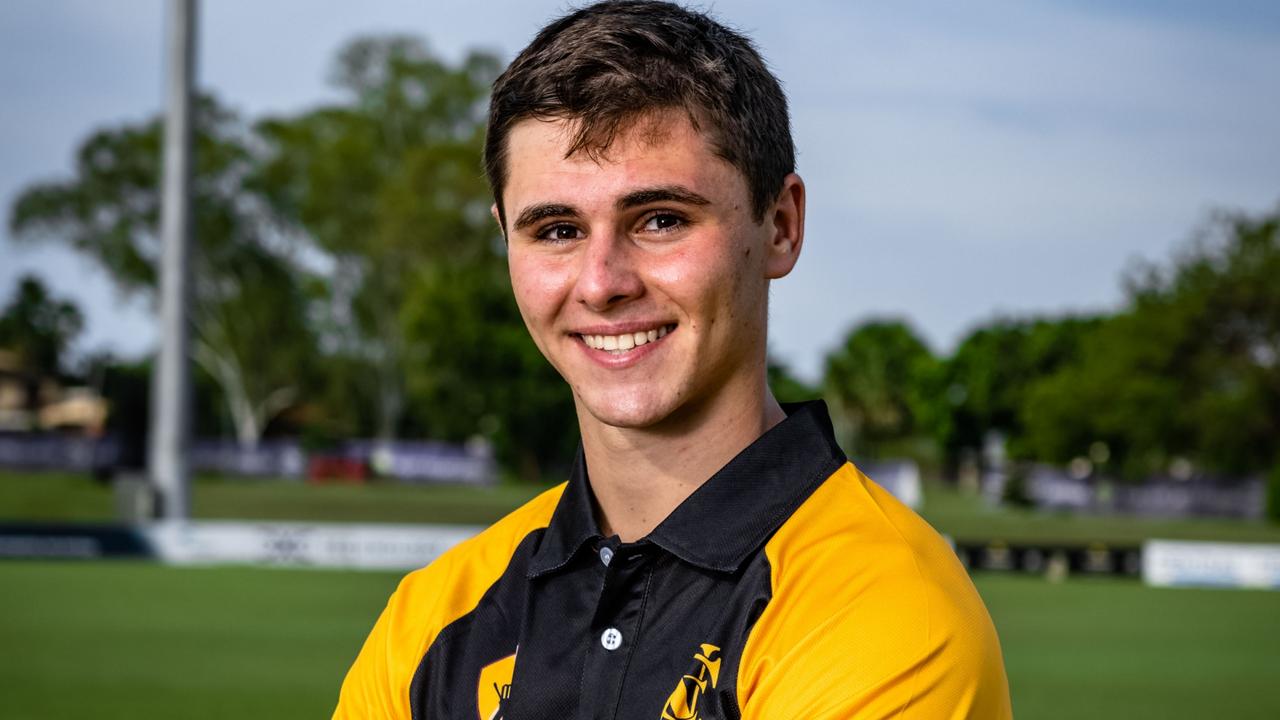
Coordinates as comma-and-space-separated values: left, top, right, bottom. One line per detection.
254, 36, 502, 443
822, 319, 938, 458
400, 255, 577, 481
255, 36, 582, 478
8, 97, 315, 448
937, 315, 1101, 470
1020, 310, 1189, 478
0, 275, 84, 376
1023, 206, 1280, 479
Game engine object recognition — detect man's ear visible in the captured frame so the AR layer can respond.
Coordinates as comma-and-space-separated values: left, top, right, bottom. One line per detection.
490, 203, 507, 241
763, 173, 805, 279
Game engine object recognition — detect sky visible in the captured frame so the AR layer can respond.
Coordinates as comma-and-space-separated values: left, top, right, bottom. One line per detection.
1, 0, 1278, 381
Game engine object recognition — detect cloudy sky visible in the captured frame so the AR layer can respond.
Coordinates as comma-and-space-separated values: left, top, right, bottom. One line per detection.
2, 0, 1278, 380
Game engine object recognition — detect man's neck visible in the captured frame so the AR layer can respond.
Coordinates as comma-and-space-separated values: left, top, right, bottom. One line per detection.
578, 384, 787, 542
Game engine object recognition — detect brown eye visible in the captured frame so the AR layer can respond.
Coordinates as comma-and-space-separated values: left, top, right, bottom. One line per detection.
642, 213, 683, 233
537, 224, 583, 242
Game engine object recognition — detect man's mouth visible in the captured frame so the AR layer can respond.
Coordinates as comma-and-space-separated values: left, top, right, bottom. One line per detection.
576, 324, 676, 353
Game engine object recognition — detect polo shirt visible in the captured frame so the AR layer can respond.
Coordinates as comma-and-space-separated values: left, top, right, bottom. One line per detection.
334, 401, 1012, 719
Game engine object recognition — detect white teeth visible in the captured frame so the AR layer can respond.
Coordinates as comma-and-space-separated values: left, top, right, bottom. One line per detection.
581, 324, 674, 353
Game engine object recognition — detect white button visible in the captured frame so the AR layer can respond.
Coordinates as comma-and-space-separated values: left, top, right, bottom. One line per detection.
600, 627, 623, 651
599, 547, 614, 566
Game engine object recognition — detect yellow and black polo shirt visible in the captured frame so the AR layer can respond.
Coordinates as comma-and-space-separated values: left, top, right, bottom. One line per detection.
334, 401, 1012, 719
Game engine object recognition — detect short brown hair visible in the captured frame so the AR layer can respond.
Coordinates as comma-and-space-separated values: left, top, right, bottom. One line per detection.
484, 0, 795, 225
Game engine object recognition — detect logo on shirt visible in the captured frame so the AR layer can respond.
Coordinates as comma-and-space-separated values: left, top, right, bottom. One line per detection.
661, 643, 721, 720
477, 652, 515, 720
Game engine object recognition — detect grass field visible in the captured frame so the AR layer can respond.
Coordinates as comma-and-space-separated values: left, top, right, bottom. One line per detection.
6, 469, 1280, 546
2, 468, 1280, 712
0, 471, 554, 525
0, 561, 394, 720
1, 562, 1277, 719
3, 471, 1280, 718
984, 576, 1280, 719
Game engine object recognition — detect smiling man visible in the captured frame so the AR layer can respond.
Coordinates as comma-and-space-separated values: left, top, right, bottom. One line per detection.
334, 2, 1011, 718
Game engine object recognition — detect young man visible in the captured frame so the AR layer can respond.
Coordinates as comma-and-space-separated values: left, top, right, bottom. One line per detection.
335, 2, 1012, 718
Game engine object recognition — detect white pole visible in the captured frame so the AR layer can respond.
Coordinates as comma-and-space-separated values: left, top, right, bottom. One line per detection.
149, 0, 196, 520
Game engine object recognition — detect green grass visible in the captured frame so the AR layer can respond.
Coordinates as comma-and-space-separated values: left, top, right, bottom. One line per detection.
0, 470, 553, 525
0, 563, 1277, 719
981, 575, 1280, 719
921, 480, 1280, 545
0, 561, 398, 720
5, 470, 1280, 547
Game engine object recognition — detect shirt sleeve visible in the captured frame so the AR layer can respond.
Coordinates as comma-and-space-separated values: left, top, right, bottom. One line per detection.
332, 557, 457, 720
332, 586, 415, 720
738, 595, 1013, 720
737, 465, 1013, 719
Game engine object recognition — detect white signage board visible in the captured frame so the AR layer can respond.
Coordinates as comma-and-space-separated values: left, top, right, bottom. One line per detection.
1143, 539, 1280, 590
860, 460, 923, 509
142, 521, 483, 571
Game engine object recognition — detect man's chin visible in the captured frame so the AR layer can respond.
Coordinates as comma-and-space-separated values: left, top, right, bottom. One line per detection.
576, 392, 676, 431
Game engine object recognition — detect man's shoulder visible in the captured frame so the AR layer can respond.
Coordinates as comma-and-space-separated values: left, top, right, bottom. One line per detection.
744, 463, 994, 674
330, 486, 567, 719
390, 483, 565, 628
738, 463, 1010, 716
765, 461, 966, 594
402, 482, 565, 586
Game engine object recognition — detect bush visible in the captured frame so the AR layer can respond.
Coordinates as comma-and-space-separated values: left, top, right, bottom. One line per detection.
1267, 464, 1280, 525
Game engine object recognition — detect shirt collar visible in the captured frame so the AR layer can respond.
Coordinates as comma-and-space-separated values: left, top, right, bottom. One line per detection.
527, 400, 847, 578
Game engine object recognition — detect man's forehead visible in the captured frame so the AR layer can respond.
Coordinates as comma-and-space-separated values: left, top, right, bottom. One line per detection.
507, 110, 711, 169
503, 111, 738, 202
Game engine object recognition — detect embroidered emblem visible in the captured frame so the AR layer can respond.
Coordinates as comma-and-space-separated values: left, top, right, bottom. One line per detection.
476, 652, 515, 720
661, 643, 721, 720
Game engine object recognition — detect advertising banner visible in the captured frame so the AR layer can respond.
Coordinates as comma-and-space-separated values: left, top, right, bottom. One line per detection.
141, 521, 482, 571
1143, 539, 1280, 590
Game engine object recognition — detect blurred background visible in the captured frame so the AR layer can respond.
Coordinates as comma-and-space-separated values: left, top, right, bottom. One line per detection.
1, 1, 1278, 718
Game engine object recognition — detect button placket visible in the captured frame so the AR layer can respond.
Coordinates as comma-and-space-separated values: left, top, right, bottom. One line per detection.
576, 543, 653, 719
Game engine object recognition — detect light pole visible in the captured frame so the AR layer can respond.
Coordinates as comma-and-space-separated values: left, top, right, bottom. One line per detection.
149, 0, 197, 520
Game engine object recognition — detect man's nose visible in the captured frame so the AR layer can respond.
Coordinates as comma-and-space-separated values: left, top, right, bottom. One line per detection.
573, 230, 644, 311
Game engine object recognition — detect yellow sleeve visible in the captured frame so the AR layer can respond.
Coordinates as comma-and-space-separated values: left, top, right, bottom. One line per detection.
332, 484, 566, 719
332, 558, 451, 720
332, 604, 398, 719
738, 465, 1012, 719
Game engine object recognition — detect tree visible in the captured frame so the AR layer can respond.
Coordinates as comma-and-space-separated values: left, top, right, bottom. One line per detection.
400, 254, 578, 481
1023, 206, 1280, 479
9, 97, 314, 448
0, 275, 84, 376
253, 36, 584, 478
254, 36, 502, 443
822, 319, 939, 458
936, 315, 1102, 470
1020, 310, 1189, 478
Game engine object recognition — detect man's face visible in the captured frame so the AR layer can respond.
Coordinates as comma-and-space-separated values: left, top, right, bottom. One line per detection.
500, 112, 802, 430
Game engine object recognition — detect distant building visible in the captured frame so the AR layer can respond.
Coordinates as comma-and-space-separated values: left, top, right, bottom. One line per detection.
0, 348, 108, 435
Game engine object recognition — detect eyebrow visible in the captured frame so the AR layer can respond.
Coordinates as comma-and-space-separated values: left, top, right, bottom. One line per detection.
512, 203, 579, 232
510, 185, 713, 233
616, 185, 713, 210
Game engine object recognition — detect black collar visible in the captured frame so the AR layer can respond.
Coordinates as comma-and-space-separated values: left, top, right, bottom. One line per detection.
527, 400, 846, 578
